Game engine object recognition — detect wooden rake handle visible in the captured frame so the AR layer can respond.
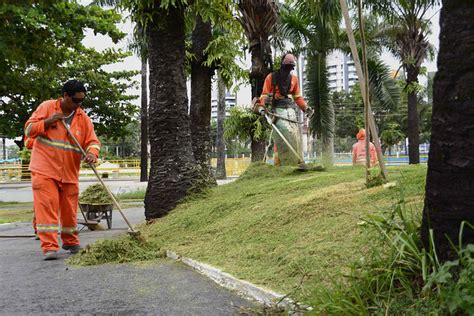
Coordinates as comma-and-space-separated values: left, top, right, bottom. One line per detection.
61, 120, 136, 232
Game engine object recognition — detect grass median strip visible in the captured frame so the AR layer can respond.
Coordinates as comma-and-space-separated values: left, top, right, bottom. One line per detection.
72, 164, 427, 308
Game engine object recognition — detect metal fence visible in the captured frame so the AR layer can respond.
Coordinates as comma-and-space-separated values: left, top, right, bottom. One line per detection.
0, 154, 427, 183
0, 158, 252, 183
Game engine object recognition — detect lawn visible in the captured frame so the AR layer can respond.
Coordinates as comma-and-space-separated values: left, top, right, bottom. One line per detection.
0, 202, 34, 224
76, 164, 428, 308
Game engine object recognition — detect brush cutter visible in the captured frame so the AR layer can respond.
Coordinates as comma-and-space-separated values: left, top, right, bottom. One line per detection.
267, 112, 303, 124
264, 113, 304, 163
61, 120, 140, 237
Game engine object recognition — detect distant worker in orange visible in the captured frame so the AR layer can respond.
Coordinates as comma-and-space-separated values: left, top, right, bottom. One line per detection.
352, 128, 378, 167
256, 53, 314, 166
25, 80, 100, 260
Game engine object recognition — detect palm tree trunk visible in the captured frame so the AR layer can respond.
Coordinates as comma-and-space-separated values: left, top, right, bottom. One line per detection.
421, 0, 474, 262
190, 15, 216, 186
249, 40, 271, 163
145, 4, 201, 219
216, 71, 227, 179
406, 68, 420, 164
140, 57, 148, 182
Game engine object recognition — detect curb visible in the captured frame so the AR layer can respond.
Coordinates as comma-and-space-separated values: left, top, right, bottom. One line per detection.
166, 250, 313, 314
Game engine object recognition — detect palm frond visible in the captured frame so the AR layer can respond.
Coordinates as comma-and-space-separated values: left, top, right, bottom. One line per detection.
306, 52, 334, 143
368, 57, 401, 111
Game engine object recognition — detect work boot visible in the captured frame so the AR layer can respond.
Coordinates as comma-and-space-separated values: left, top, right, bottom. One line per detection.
62, 244, 82, 254
43, 251, 58, 261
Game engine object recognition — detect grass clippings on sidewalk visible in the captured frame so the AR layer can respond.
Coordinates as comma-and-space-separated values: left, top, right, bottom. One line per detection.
74, 164, 427, 308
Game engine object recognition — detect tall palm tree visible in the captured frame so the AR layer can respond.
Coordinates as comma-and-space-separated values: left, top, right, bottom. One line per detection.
236, 0, 278, 162
128, 23, 149, 182
215, 70, 227, 179
421, 0, 474, 262
281, 0, 341, 167
94, 0, 149, 182
369, 0, 438, 164
190, 15, 216, 185
144, 2, 202, 219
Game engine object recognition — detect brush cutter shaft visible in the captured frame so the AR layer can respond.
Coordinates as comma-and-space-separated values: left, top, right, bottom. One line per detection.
264, 114, 303, 162
61, 121, 136, 232
269, 112, 303, 124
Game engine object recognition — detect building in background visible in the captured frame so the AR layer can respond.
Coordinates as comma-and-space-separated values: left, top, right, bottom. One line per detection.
326, 51, 358, 92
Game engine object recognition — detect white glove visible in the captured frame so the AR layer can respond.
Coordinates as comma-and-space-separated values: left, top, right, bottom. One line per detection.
258, 106, 266, 116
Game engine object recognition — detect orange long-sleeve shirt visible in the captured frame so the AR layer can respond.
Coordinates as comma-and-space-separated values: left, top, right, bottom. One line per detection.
352, 140, 378, 166
25, 98, 100, 183
259, 73, 307, 110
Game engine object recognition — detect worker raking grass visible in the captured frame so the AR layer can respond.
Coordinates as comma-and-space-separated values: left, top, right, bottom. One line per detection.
25, 80, 101, 261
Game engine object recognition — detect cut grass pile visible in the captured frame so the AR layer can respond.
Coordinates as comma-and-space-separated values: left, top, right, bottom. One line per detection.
73, 163, 427, 308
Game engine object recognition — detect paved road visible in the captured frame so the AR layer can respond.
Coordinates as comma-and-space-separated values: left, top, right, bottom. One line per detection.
0, 178, 238, 203
0, 207, 255, 315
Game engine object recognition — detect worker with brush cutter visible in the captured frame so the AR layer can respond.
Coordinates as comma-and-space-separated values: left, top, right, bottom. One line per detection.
24, 80, 100, 260
254, 53, 314, 167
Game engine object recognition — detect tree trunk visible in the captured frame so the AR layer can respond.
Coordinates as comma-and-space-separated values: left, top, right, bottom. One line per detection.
406, 69, 420, 164
140, 57, 148, 182
421, 0, 474, 262
249, 41, 271, 162
145, 5, 201, 220
215, 71, 227, 179
190, 15, 216, 186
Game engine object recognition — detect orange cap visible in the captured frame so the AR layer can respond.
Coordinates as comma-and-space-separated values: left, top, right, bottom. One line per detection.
356, 128, 365, 140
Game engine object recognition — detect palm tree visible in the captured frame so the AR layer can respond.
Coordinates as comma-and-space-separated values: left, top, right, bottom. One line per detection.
369, 0, 438, 164
128, 23, 149, 182
190, 15, 216, 185
215, 70, 227, 179
144, 3, 202, 219
280, 0, 341, 167
421, 0, 474, 262
236, 0, 278, 162
93, 0, 149, 182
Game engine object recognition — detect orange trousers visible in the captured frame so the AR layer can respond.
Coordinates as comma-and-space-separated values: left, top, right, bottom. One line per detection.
32, 172, 79, 253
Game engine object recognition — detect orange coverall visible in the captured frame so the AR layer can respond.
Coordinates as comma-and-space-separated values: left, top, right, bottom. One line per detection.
352, 129, 378, 166
25, 98, 100, 253
260, 73, 308, 165
24, 137, 38, 236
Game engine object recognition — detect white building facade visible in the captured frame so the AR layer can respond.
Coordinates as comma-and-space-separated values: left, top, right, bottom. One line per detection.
326, 50, 358, 92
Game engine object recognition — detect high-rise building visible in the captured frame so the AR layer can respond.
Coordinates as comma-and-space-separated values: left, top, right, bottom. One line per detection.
326, 51, 358, 92
210, 89, 237, 120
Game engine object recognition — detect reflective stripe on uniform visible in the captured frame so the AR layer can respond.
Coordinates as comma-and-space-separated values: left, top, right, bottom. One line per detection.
36, 224, 60, 233
86, 144, 101, 152
25, 123, 33, 137
37, 136, 82, 155
61, 226, 78, 234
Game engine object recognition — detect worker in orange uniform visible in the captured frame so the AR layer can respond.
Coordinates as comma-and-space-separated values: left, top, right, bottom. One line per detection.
352, 128, 378, 167
23, 136, 40, 239
25, 80, 100, 260
256, 53, 314, 166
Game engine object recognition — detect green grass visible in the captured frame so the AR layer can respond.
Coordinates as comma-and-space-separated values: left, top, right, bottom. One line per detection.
0, 202, 34, 224
74, 163, 428, 308
117, 190, 146, 200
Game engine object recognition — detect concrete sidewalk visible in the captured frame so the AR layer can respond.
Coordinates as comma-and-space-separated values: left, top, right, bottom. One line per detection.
0, 207, 256, 315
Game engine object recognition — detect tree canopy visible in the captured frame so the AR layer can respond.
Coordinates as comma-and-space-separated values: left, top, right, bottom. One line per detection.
0, 1, 138, 144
